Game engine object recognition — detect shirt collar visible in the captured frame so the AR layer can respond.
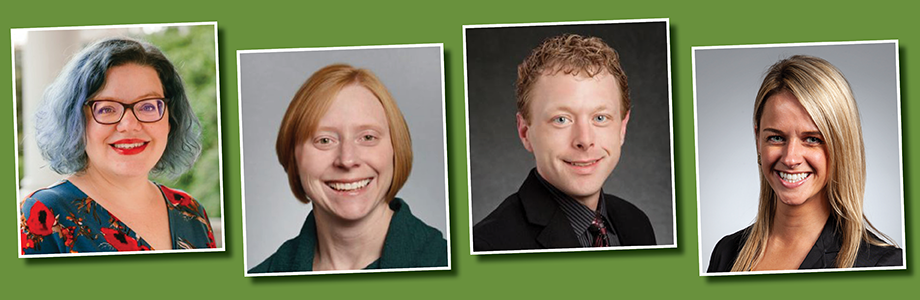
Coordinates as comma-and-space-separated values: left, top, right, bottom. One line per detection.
533, 170, 612, 241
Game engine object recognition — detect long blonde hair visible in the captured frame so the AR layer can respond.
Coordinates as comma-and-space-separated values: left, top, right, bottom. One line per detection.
732, 55, 892, 271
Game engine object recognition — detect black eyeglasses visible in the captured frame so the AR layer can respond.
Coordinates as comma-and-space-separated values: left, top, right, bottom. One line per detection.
85, 99, 167, 125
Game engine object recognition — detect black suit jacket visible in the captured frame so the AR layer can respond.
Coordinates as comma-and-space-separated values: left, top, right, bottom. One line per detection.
473, 169, 656, 251
708, 215, 902, 272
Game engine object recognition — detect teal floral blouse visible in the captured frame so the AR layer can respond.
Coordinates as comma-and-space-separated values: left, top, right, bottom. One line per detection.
20, 180, 216, 255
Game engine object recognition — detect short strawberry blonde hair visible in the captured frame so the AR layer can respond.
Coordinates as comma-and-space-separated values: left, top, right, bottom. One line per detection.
275, 64, 413, 204
515, 33, 631, 122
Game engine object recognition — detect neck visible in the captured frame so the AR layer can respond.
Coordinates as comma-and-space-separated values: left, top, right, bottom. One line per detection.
771, 193, 831, 241
572, 193, 601, 211
68, 167, 158, 210
312, 201, 394, 271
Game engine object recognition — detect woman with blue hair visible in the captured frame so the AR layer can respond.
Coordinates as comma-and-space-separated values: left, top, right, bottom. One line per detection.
19, 38, 216, 255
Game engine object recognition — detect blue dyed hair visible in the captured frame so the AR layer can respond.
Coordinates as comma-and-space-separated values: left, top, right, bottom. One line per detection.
35, 37, 201, 178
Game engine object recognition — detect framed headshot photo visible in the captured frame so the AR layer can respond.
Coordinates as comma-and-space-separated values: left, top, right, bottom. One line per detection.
238, 44, 450, 276
464, 19, 676, 255
694, 40, 906, 276
13, 22, 225, 258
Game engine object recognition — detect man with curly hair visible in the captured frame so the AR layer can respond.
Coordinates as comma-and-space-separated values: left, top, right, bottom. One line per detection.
473, 34, 655, 251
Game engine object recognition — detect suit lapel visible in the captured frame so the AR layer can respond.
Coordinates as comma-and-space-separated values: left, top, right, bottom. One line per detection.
518, 170, 580, 249
605, 197, 633, 245
800, 216, 838, 269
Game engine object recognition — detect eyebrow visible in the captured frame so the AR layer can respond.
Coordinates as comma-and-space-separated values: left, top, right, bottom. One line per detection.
548, 103, 613, 114
314, 124, 387, 134
762, 128, 823, 136
90, 91, 164, 102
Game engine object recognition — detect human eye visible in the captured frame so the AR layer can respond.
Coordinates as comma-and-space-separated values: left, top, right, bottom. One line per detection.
358, 132, 381, 145
804, 136, 823, 144
313, 136, 337, 149
593, 114, 610, 123
551, 116, 570, 125
138, 101, 159, 112
766, 135, 784, 143
94, 102, 118, 115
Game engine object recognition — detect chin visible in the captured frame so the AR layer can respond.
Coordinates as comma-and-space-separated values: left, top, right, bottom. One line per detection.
559, 180, 605, 199
106, 163, 155, 178
331, 201, 384, 221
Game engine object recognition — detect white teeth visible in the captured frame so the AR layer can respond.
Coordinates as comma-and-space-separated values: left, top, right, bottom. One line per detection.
112, 142, 145, 149
568, 159, 599, 167
328, 179, 371, 191
778, 171, 809, 183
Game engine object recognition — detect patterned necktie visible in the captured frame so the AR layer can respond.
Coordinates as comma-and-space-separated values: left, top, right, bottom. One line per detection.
588, 212, 609, 247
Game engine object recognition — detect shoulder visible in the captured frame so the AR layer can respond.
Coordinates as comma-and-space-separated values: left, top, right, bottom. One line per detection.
21, 181, 79, 218
158, 185, 198, 208
604, 194, 651, 223
855, 234, 904, 268
604, 193, 656, 245
383, 199, 448, 267
474, 193, 527, 231
20, 181, 83, 255
250, 213, 317, 273
708, 226, 750, 272
472, 192, 531, 251
158, 184, 210, 218
250, 235, 309, 273
158, 184, 216, 249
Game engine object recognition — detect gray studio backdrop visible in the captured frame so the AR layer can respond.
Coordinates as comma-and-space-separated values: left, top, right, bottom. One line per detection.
239, 45, 448, 270
465, 21, 675, 246
694, 42, 904, 273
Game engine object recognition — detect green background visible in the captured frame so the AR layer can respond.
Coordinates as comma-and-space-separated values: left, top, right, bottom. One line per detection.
2, 0, 914, 297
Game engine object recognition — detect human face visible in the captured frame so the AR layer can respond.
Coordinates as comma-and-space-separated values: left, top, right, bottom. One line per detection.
295, 84, 394, 222
757, 90, 828, 207
84, 63, 169, 179
517, 72, 629, 205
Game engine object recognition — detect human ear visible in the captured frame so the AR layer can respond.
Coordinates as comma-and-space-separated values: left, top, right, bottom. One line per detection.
516, 112, 533, 152
619, 110, 631, 146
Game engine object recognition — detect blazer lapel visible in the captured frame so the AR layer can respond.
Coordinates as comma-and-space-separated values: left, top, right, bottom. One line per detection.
518, 170, 580, 249
606, 198, 632, 245
800, 216, 838, 269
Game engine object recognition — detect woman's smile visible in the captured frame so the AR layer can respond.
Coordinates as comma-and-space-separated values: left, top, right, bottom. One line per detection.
758, 89, 828, 207
110, 138, 149, 155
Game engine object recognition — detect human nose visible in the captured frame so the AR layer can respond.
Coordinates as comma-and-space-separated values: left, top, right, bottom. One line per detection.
780, 141, 803, 167
572, 120, 595, 150
115, 109, 141, 132
334, 140, 361, 169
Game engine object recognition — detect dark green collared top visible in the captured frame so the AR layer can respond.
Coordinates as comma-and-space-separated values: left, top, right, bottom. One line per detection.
250, 198, 448, 273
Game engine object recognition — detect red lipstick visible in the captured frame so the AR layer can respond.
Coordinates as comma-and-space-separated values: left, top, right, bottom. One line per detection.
110, 139, 148, 155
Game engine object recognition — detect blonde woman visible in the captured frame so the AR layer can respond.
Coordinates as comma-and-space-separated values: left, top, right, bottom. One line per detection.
708, 55, 901, 272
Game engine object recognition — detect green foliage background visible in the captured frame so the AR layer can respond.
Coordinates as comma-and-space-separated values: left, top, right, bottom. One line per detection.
146, 25, 221, 218
1, 0, 917, 298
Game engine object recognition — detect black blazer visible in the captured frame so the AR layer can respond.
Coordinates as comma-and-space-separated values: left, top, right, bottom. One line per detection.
708, 216, 902, 272
473, 169, 656, 251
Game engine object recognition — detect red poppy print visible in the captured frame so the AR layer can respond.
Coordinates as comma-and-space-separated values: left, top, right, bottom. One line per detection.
22, 182, 214, 255
161, 186, 192, 207
21, 232, 34, 250
100, 227, 144, 251
27, 201, 55, 236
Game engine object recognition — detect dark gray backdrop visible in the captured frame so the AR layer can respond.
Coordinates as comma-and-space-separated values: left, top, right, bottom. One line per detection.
239, 45, 448, 270
465, 21, 675, 247
694, 42, 905, 273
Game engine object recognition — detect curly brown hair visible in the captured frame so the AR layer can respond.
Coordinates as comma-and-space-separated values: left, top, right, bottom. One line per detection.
515, 34, 630, 122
